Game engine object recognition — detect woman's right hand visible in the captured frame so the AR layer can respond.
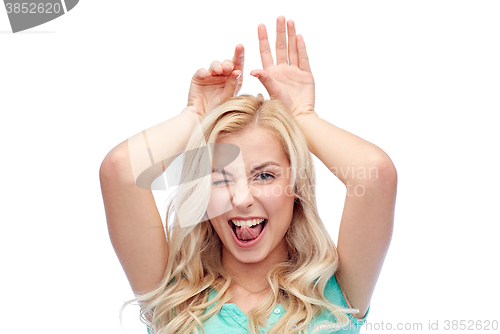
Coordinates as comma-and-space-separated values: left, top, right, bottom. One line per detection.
187, 44, 244, 120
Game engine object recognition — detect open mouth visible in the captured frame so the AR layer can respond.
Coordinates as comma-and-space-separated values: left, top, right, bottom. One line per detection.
228, 218, 267, 243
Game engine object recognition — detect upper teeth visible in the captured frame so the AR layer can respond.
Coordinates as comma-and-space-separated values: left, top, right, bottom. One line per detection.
231, 219, 265, 227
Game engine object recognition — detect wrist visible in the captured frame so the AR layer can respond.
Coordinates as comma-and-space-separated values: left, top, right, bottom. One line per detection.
290, 101, 316, 118
183, 105, 203, 123
293, 112, 321, 153
293, 110, 318, 122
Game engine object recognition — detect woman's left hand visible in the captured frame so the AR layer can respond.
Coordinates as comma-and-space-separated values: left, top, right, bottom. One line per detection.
251, 16, 316, 118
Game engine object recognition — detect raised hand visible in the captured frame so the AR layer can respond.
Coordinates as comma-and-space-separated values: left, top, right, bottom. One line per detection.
251, 17, 315, 118
187, 44, 244, 120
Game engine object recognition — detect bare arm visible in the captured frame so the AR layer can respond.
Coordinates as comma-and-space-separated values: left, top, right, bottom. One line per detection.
295, 114, 397, 318
252, 17, 397, 318
99, 109, 202, 295
99, 45, 244, 296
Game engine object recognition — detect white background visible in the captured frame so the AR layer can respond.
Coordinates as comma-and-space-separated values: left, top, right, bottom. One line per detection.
1, 1, 499, 333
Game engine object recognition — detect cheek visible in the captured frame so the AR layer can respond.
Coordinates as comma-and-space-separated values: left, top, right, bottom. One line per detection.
258, 184, 295, 212
209, 218, 228, 238
207, 188, 233, 220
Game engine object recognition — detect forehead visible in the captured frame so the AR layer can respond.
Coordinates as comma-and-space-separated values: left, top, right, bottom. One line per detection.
214, 126, 289, 169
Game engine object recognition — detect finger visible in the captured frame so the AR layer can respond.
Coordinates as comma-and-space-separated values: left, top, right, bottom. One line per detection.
221, 59, 234, 76
250, 69, 281, 97
209, 60, 223, 75
276, 16, 288, 65
258, 24, 274, 69
287, 20, 298, 67
193, 68, 211, 81
234, 71, 243, 96
222, 70, 242, 98
231, 45, 244, 95
296, 34, 312, 73
232, 44, 245, 74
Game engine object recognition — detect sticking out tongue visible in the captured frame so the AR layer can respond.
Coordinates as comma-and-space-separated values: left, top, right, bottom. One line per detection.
235, 223, 264, 241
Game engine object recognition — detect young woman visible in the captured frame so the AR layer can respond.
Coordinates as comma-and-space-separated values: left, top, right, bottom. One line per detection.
100, 17, 397, 334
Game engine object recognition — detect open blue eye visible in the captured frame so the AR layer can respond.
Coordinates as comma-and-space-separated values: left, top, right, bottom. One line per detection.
256, 173, 275, 181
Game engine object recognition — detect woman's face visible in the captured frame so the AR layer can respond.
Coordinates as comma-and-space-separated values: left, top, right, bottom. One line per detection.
207, 126, 295, 265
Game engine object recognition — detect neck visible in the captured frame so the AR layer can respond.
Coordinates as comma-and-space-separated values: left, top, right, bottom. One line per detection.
221, 238, 289, 292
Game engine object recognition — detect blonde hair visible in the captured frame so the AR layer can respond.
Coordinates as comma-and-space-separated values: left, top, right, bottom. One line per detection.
121, 95, 355, 333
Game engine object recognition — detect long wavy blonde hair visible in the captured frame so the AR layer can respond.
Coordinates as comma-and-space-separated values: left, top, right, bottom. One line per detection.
120, 95, 355, 333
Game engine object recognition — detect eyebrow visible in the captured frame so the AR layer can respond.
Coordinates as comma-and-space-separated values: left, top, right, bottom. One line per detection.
250, 161, 281, 173
212, 168, 233, 177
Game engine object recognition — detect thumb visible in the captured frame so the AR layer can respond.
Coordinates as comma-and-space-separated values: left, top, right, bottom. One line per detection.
250, 70, 281, 97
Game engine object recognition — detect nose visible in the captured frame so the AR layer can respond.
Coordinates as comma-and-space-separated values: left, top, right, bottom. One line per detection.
232, 181, 255, 209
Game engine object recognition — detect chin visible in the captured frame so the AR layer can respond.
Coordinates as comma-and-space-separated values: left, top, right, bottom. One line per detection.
221, 242, 271, 265
233, 251, 268, 264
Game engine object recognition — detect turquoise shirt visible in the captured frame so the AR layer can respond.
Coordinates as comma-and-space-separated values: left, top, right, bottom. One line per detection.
147, 274, 369, 333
